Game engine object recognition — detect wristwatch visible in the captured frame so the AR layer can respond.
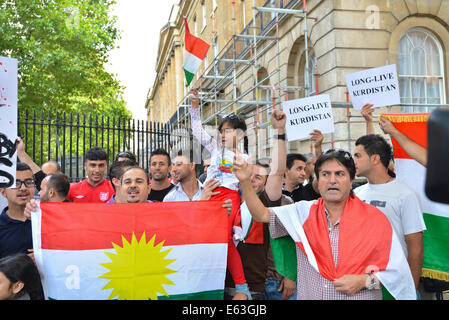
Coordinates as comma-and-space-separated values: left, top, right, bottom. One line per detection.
275, 134, 286, 140
366, 273, 380, 290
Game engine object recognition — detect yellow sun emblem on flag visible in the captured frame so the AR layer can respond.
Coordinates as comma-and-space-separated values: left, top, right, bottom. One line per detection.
99, 232, 176, 300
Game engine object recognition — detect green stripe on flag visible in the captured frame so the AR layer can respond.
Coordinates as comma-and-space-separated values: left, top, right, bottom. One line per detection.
184, 69, 194, 87
382, 286, 396, 300
269, 235, 297, 281
158, 289, 224, 300
422, 213, 449, 281
48, 289, 224, 301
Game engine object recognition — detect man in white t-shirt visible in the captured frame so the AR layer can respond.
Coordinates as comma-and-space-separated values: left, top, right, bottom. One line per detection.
353, 134, 426, 290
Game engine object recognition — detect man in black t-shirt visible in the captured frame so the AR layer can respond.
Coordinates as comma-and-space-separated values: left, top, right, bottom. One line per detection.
282, 153, 320, 202
147, 149, 174, 202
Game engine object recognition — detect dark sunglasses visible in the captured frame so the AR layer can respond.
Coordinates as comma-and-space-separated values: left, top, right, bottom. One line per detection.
324, 148, 352, 159
116, 152, 136, 160
225, 113, 239, 120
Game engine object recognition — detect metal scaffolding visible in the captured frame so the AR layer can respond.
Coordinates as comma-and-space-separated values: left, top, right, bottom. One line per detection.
173, 0, 313, 159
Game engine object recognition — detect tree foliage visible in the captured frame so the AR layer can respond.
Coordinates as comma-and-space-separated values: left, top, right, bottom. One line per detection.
0, 0, 131, 119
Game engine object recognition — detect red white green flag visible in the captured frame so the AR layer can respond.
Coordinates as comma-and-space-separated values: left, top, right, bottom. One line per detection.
381, 113, 449, 282
183, 17, 210, 87
31, 201, 228, 300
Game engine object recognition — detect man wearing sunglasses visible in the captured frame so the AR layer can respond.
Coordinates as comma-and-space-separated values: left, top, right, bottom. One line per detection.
0, 163, 36, 259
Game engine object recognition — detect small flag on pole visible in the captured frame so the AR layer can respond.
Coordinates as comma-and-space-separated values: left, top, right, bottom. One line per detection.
183, 17, 210, 87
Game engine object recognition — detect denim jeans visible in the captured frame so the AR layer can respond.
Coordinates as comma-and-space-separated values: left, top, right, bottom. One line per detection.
265, 277, 297, 300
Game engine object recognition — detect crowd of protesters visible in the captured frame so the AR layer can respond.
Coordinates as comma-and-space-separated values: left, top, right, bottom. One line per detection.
0, 89, 443, 301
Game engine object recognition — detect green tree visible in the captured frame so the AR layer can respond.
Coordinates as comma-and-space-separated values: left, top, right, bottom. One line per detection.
0, 0, 131, 119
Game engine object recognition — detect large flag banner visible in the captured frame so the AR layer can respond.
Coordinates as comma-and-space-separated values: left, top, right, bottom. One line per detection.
0, 56, 18, 189
271, 197, 416, 300
31, 201, 228, 300
183, 17, 210, 87
381, 113, 449, 282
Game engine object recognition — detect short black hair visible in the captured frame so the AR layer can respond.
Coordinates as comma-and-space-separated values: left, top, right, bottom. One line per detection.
150, 148, 171, 166
355, 134, 393, 169
174, 149, 193, 162
84, 147, 108, 162
255, 160, 271, 176
314, 149, 356, 181
286, 153, 308, 170
17, 162, 32, 173
109, 159, 136, 191
46, 173, 70, 199
218, 114, 249, 154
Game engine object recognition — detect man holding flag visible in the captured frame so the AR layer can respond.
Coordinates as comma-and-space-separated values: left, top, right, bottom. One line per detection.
234, 146, 417, 300
378, 114, 449, 299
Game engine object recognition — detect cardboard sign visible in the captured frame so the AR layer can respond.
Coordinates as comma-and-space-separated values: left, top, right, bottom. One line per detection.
0, 56, 18, 188
282, 94, 334, 142
345, 64, 401, 110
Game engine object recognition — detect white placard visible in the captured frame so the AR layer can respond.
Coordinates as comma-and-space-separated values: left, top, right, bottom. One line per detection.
0, 56, 18, 188
345, 64, 401, 110
282, 94, 334, 142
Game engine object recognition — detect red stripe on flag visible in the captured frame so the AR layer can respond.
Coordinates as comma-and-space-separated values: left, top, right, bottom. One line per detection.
40, 201, 228, 250
381, 113, 428, 159
184, 18, 210, 60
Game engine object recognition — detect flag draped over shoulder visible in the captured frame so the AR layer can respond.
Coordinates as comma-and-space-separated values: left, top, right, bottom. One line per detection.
183, 17, 210, 87
31, 201, 228, 300
271, 197, 416, 300
381, 113, 449, 282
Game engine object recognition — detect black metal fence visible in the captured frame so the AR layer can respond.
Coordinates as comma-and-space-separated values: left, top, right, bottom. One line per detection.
18, 109, 194, 182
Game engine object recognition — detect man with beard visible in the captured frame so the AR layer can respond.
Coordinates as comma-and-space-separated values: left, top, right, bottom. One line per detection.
163, 151, 203, 202
38, 173, 70, 203
147, 149, 174, 202
23, 173, 71, 220
107, 159, 136, 203
0, 163, 36, 259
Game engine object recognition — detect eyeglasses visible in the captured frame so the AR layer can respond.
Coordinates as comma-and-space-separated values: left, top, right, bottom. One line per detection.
13, 178, 36, 189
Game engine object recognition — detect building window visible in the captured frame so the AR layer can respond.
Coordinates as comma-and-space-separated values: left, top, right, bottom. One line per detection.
213, 0, 217, 11
397, 28, 445, 113
241, 0, 246, 30
304, 50, 317, 96
202, 1, 207, 31
194, 16, 198, 37
213, 36, 219, 57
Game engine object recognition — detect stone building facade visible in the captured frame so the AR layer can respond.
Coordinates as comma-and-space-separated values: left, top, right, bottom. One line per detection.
146, 0, 449, 158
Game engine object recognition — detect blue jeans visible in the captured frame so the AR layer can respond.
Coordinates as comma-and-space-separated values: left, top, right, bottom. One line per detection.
265, 277, 297, 300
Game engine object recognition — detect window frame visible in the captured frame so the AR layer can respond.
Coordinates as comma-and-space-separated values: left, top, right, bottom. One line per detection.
397, 27, 446, 113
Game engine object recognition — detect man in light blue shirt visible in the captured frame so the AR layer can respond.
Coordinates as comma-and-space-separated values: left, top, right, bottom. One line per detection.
163, 151, 204, 202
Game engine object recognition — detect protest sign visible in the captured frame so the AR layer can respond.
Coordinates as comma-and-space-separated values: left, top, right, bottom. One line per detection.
282, 94, 334, 142
0, 56, 18, 188
345, 64, 401, 110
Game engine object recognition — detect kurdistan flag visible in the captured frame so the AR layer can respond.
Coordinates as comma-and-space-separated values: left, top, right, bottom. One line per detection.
382, 113, 449, 282
183, 17, 210, 87
31, 201, 228, 300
